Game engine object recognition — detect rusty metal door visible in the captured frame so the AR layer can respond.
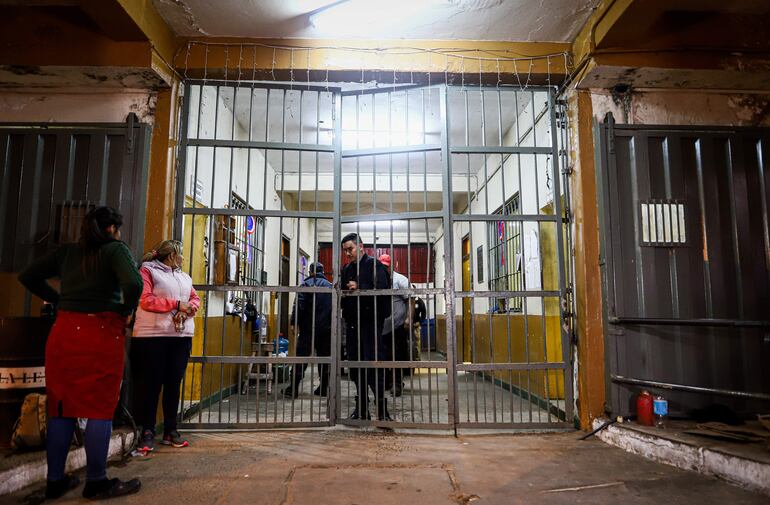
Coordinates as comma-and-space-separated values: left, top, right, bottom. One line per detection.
0, 116, 151, 315
596, 113, 770, 417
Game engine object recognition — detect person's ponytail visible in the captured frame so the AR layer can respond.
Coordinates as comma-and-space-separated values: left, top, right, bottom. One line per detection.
79, 206, 123, 275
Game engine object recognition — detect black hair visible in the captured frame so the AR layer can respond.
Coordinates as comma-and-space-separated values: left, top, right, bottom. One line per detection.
341, 232, 359, 245
80, 206, 123, 274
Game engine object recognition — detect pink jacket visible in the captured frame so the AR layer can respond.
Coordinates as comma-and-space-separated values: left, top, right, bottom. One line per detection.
132, 260, 200, 338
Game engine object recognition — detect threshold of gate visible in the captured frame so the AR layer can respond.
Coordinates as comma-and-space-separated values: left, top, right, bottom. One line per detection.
179, 424, 574, 436
592, 417, 770, 497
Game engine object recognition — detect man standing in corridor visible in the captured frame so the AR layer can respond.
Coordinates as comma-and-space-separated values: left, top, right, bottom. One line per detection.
340, 233, 391, 421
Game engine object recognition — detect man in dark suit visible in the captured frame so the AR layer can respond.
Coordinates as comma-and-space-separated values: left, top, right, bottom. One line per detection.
340, 233, 392, 421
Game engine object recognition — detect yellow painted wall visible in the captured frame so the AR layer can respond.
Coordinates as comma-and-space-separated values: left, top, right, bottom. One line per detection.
180, 198, 254, 402
435, 197, 567, 399
182, 315, 251, 402
436, 314, 564, 399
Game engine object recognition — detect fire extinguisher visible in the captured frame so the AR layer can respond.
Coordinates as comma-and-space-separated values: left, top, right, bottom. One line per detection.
637, 390, 654, 426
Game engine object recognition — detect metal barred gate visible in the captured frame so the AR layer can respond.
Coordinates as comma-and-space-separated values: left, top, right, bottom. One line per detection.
173, 80, 573, 430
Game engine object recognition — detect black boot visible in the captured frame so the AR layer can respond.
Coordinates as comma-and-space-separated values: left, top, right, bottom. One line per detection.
377, 398, 392, 421
46, 474, 80, 499
349, 396, 370, 420
82, 478, 141, 500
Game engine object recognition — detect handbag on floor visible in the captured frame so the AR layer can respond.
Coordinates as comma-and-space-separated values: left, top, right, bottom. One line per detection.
11, 392, 47, 450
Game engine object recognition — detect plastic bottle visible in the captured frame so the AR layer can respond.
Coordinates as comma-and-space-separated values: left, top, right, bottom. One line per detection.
259, 314, 267, 343
653, 395, 668, 428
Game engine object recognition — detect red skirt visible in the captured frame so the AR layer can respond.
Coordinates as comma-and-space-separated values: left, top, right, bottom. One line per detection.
46, 311, 126, 419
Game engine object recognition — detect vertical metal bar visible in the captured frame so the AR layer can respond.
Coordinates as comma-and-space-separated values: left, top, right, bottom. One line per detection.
480, 88, 498, 423
420, 88, 428, 422
388, 90, 396, 402
724, 140, 744, 317
291, 90, 305, 421
173, 84, 192, 241
404, 91, 416, 421
496, 89, 514, 423
440, 84, 457, 431
330, 90, 342, 425
277, 89, 288, 424
694, 139, 713, 316
198, 84, 221, 422
548, 88, 572, 422
756, 138, 770, 308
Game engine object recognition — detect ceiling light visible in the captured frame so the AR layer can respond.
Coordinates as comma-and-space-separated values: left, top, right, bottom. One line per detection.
309, 0, 446, 31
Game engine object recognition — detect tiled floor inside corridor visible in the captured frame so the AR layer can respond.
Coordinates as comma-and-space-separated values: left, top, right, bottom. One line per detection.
184, 366, 565, 427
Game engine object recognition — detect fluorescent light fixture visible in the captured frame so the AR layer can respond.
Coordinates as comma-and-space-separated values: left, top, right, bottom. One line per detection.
309, 0, 444, 31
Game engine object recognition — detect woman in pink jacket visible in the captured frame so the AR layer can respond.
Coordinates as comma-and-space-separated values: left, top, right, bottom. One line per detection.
131, 240, 200, 451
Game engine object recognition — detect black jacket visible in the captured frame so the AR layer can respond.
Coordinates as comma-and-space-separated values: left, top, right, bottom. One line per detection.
340, 253, 391, 327
291, 274, 333, 336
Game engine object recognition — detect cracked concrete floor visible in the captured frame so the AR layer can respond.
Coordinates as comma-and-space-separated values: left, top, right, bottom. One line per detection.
6, 429, 769, 504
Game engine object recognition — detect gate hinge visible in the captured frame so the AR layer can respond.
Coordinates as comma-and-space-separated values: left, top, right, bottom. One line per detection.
605, 112, 616, 155
561, 164, 574, 176
125, 112, 138, 155
562, 206, 572, 224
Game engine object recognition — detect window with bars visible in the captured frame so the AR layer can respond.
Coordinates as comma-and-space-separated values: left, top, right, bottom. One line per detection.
229, 193, 265, 288
487, 193, 523, 313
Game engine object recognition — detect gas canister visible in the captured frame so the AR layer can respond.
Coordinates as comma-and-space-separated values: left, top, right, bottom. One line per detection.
636, 390, 654, 426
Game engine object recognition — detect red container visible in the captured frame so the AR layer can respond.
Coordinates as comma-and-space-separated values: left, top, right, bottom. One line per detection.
636, 390, 654, 426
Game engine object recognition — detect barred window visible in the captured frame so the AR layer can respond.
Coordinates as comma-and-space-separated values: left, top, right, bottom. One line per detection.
487, 193, 523, 313
230, 193, 265, 288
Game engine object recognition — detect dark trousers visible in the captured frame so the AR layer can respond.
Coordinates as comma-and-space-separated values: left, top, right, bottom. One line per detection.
130, 337, 191, 434
385, 325, 412, 390
346, 322, 387, 417
290, 329, 331, 393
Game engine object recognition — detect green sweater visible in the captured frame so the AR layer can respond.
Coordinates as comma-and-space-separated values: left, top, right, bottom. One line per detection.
18, 241, 143, 316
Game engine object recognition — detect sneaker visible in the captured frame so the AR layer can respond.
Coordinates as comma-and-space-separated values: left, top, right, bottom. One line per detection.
139, 429, 154, 452
161, 430, 189, 448
45, 474, 80, 499
82, 478, 141, 500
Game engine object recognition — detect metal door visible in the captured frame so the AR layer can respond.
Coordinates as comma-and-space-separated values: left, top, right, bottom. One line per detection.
174, 81, 574, 430
596, 113, 770, 417
0, 116, 151, 315
175, 81, 341, 428
447, 86, 573, 429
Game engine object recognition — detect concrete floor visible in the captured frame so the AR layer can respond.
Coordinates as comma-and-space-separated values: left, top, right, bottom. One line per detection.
6, 430, 768, 504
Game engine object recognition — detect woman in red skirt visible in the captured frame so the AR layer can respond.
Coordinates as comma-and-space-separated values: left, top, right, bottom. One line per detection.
19, 207, 144, 500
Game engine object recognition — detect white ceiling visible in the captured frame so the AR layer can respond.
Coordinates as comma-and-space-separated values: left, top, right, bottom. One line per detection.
153, 0, 600, 42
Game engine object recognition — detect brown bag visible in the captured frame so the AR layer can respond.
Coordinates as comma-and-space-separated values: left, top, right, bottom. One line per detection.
11, 393, 47, 450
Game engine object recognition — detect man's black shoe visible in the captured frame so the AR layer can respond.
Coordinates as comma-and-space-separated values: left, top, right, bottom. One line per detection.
312, 386, 328, 396
282, 387, 299, 398
349, 408, 371, 420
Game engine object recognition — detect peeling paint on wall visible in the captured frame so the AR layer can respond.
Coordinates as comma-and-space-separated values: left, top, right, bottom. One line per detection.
727, 95, 770, 126
0, 89, 158, 125
154, 0, 210, 36
590, 90, 770, 127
